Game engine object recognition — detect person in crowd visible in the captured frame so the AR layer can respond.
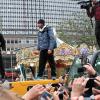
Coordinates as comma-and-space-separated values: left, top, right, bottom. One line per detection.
0, 84, 46, 100
70, 76, 100, 100
0, 33, 6, 81
0, 63, 100, 100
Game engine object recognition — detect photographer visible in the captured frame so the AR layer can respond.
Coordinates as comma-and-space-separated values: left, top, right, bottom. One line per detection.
86, 0, 100, 48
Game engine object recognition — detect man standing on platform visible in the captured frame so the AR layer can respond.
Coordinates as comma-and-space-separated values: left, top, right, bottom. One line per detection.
35, 19, 57, 80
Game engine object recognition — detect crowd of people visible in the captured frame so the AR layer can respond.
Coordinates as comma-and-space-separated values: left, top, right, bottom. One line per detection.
0, 64, 100, 100
1, 0, 100, 99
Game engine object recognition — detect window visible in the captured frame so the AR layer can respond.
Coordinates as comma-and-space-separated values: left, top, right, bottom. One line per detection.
7, 48, 10, 51
7, 40, 10, 44
11, 40, 14, 43
15, 40, 18, 43
34, 40, 37, 43
11, 48, 14, 51
19, 40, 21, 43
26, 40, 29, 43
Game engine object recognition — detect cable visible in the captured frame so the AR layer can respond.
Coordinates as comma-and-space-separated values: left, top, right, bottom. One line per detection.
27, 0, 30, 34
31, 0, 34, 34
39, 0, 41, 19
43, 0, 45, 19
35, 0, 37, 29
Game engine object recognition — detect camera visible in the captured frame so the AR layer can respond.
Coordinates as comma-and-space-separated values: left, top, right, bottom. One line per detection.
77, 67, 87, 77
78, 67, 86, 73
78, 0, 92, 9
58, 90, 66, 100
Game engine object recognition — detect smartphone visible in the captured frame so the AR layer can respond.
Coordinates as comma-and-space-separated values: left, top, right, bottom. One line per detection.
41, 92, 53, 100
86, 78, 95, 88
59, 90, 66, 100
84, 78, 95, 97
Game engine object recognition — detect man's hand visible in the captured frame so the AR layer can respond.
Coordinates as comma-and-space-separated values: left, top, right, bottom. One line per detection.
84, 64, 96, 76
22, 85, 46, 100
63, 90, 69, 100
52, 91, 59, 100
32, 50, 40, 55
71, 77, 89, 98
92, 88, 100, 95
48, 50, 52, 55
94, 76, 100, 86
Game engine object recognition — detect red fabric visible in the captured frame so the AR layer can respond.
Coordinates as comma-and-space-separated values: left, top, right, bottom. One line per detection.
56, 62, 66, 68
56, 59, 67, 68
56, 63, 62, 68
5, 72, 17, 77
95, 5, 100, 20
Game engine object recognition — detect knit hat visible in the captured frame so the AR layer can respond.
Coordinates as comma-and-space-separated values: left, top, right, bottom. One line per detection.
38, 19, 45, 25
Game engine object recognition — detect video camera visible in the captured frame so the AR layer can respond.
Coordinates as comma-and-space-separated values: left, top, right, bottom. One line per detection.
78, 0, 100, 9
78, 0, 92, 9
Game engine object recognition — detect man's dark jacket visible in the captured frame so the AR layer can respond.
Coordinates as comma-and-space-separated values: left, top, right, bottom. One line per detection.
37, 26, 57, 50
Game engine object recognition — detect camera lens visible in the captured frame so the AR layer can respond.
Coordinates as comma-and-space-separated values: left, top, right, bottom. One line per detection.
78, 67, 86, 73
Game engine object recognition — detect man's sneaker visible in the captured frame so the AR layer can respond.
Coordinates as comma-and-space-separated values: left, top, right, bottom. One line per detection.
36, 76, 43, 80
51, 76, 56, 80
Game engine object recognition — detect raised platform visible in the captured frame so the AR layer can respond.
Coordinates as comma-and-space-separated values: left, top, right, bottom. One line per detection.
10, 79, 59, 96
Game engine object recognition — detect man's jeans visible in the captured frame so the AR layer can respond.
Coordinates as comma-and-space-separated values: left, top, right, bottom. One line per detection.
38, 49, 56, 77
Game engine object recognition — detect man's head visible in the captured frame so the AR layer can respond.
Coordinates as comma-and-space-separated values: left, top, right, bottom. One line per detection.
37, 19, 45, 29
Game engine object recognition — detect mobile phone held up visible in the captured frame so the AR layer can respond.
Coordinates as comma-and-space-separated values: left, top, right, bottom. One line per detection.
40, 92, 53, 100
